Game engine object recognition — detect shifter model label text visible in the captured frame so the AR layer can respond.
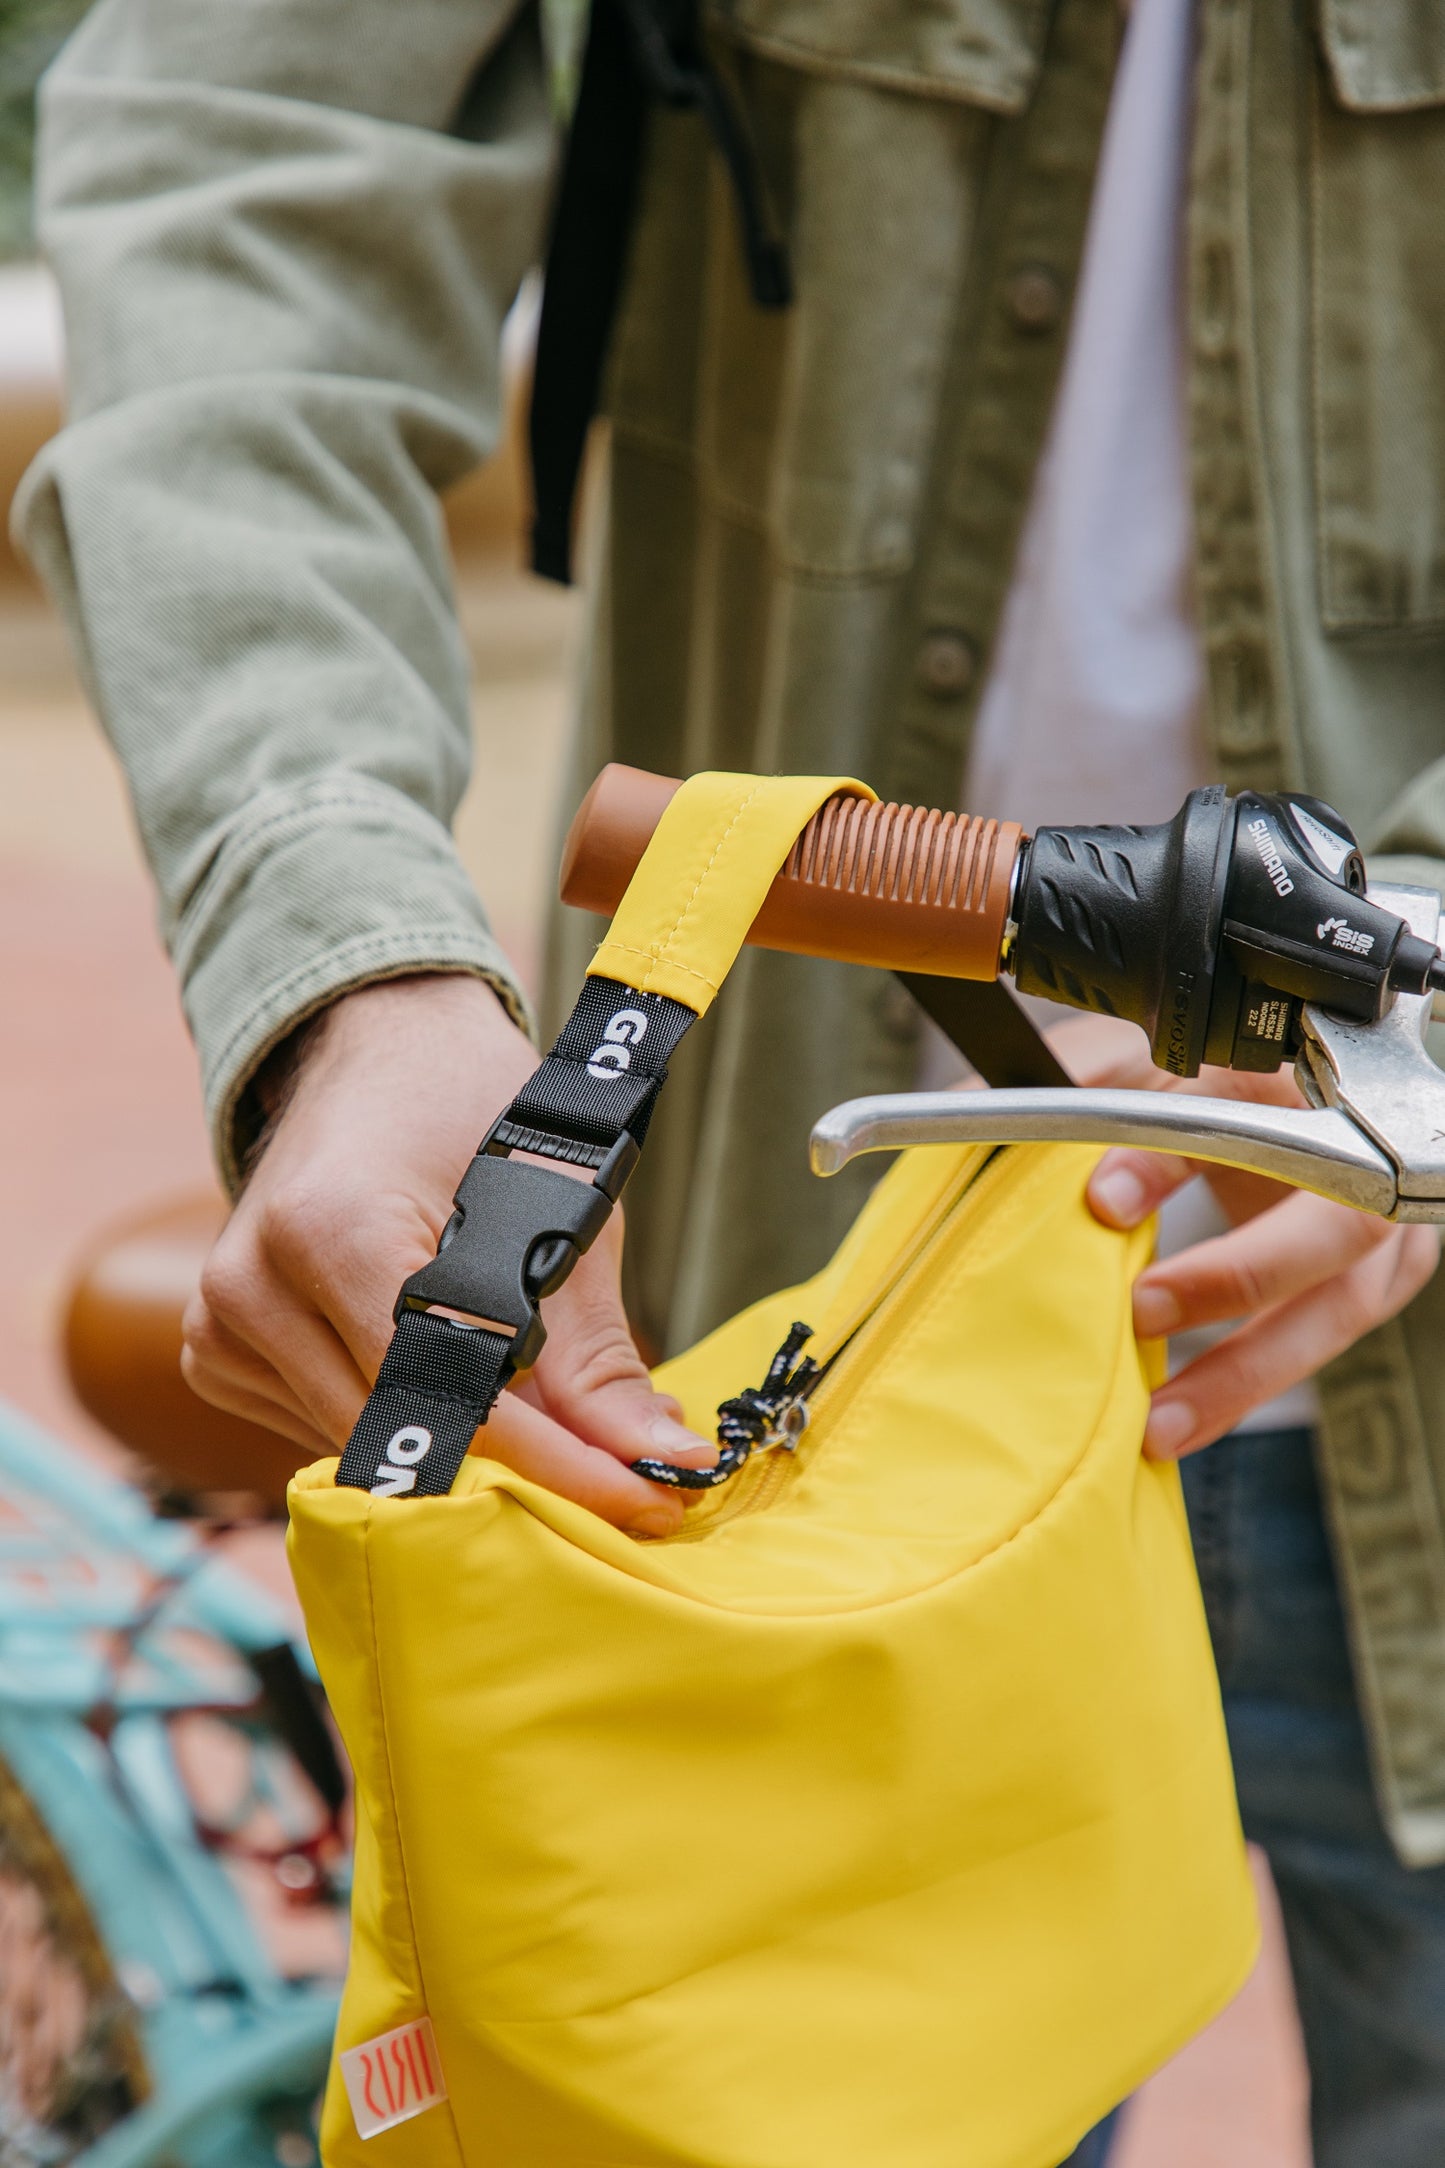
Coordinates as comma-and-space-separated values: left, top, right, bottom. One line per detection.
1247, 817, 1295, 898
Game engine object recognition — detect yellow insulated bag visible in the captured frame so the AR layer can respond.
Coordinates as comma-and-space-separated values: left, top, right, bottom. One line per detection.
288, 772, 1257, 2168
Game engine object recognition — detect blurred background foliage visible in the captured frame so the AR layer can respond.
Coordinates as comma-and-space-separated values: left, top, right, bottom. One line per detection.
0, 0, 91, 259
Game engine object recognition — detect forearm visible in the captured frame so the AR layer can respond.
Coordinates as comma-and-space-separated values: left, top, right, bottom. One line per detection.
12, 0, 554, 1185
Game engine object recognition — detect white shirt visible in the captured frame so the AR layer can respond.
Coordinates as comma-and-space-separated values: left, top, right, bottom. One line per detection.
958, 0, 1317, 1431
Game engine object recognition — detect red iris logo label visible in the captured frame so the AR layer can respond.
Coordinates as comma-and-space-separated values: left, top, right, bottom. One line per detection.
339, 2016, 447, 2137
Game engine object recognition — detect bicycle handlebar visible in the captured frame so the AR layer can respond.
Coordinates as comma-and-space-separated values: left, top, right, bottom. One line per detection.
562, 765, 1445, 1084
558, 765, 1021, 981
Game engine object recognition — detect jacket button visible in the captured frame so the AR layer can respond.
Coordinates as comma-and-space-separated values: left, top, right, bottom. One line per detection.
1006, 266, 1064, 332
916, 630, 977, 698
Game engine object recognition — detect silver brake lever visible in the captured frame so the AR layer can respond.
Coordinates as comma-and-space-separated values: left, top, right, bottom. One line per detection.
810, 884, 1445, 1224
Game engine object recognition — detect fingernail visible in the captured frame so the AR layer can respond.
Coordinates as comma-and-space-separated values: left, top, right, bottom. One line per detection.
1133, 1283, 1182, 1338
648, 1411, 716, 1466
1144, 1401, 1195, 1460
631, 1504, 684, 1540
1091, 1166, 1150, 1227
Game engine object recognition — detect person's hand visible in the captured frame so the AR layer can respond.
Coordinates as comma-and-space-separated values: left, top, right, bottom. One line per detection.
181, 975, 714, 1536
1052, 1015, 1440, 1462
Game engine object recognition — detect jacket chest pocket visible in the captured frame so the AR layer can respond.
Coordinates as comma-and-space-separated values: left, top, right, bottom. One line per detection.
1313, 2, 1445, 629
706, 0, 1051, 111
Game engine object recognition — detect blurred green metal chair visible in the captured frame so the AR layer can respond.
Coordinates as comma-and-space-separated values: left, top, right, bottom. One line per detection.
0, 1396, 342, 2165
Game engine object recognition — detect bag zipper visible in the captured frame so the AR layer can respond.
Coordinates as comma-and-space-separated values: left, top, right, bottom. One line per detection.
668, 1148, 1008, 1541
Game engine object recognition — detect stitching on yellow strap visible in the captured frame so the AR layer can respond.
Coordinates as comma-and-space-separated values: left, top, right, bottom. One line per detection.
643, 784, 761, 993
589, 772, 872, 1014
599, 943, 722, 992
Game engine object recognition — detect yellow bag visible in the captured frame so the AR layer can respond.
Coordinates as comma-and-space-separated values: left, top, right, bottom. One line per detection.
289, 773, 1257, 2168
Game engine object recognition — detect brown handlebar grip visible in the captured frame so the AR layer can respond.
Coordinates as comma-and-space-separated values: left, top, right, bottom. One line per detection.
559, 764, 1021, 980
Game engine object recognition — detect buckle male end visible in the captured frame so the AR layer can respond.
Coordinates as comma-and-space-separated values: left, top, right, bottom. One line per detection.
396, 1150, 615, 1371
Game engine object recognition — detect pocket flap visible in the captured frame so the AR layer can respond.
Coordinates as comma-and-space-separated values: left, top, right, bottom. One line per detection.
706, 0, 1051, 115
1319, 0, 1445, 113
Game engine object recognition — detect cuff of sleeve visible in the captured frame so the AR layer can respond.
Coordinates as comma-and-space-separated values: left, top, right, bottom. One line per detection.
176, 774, 533, 1192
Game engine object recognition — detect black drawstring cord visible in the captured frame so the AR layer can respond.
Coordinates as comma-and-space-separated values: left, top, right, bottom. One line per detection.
690, 67, 792, 307
529, 0, 791, 584
632, 1322, 818, 1491
614, 0, 792, 308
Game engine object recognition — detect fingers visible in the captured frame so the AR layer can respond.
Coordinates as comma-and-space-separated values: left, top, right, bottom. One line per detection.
256, 1174, 429, 1384
185, 1257, 692, 1532
188, 1244, 698, 1531
526, 1220, 716, 1472
183, 1367, 332, 1458
1089, 1147, 1298, 1237
1088, 1149, 1198, 1228
1130, 1189, 1393, 1339
187, 1186, 713, 1522
187, 1230, 377, 1446
1083, 1041, 1438, 1456
1084, 1041, 1309, 1233
1143, 1222, 1440, 1458
538, 1361, 717, 1471
179, 1300, 329, 1441
481, 1393, 686, 1539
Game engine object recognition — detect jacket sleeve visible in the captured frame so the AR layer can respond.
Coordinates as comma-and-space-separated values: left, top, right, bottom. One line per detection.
11, 0, 556, 1189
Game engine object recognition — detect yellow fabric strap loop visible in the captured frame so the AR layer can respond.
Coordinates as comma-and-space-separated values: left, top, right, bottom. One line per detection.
587, 771, 873, 1015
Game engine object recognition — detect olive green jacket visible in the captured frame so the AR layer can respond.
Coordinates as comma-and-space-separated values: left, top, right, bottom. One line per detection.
16, 0, 1445, 1860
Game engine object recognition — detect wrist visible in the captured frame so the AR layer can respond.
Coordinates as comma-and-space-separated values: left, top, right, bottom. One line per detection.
240, 972, 533, 1182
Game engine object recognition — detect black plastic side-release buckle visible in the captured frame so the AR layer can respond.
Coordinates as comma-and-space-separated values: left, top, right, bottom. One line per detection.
338, 979, 694, 1498
394, 1129, 638, 1374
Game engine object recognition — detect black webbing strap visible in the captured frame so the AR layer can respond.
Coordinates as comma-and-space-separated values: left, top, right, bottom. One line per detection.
529, 0, 648, 585
337, 1310, 516, 1499
897, 973, 1075, 1090
336, 978, 696, 1498
504, 973, 694, 1150
530, 0, 791, 584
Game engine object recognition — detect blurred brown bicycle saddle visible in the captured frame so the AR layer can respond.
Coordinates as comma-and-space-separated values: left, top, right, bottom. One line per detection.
64, 1194, 305, 1518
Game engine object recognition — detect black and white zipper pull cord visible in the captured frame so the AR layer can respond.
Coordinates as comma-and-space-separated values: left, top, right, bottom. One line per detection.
631, 1321, 819, 1491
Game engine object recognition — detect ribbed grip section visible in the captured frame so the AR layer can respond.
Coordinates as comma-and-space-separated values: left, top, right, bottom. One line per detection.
560, 765, 1020, 981
785, 798, 1011, 915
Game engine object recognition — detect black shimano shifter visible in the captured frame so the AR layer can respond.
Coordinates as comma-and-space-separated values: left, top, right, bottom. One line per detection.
1008, 787, 1444, 1076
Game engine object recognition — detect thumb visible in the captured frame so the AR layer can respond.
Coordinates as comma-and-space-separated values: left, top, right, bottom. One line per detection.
1088, 1146, 1197, 1230
528, 1228, 717, 1471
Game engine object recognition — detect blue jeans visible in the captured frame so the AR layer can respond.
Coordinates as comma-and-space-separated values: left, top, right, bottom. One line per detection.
1064, 1426, 1445, 2168
1057, 2106, 1122, 2166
